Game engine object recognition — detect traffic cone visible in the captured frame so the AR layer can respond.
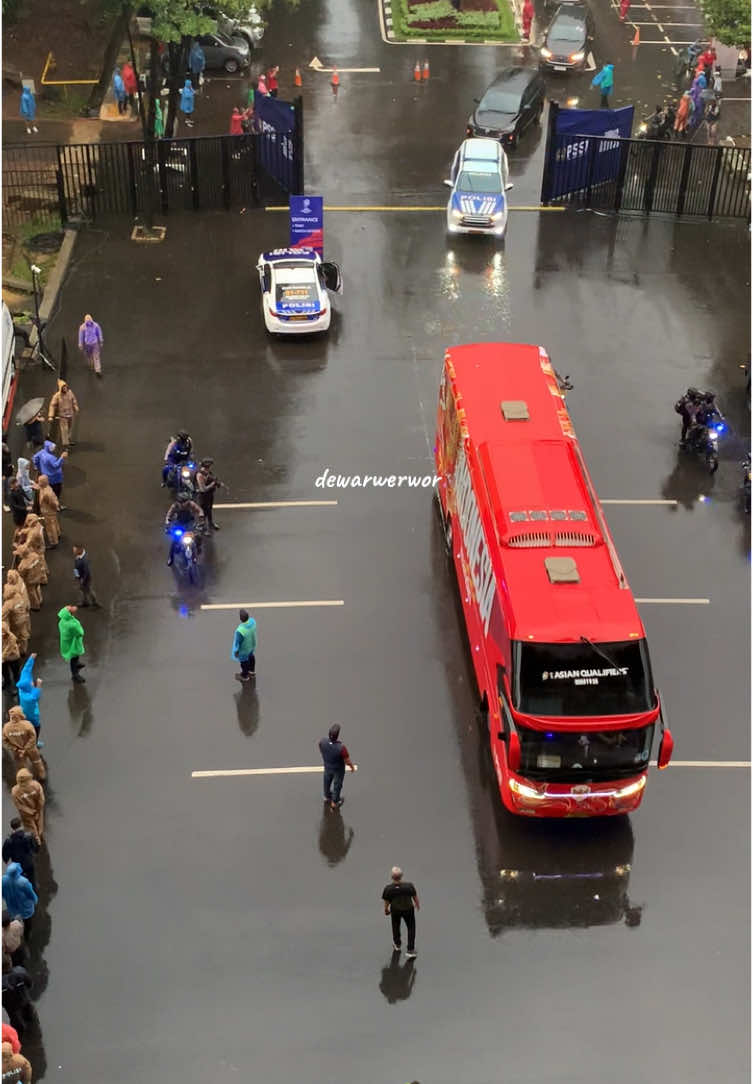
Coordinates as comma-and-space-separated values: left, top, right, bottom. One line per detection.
413, 61, 421, 82
632, 25, 640, 44
294, 67, 302, 87
422, 59, 430, 80
331, 67, 339, 88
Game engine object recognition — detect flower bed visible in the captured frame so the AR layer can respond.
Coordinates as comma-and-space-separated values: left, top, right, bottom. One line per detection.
392, 0, 517, 39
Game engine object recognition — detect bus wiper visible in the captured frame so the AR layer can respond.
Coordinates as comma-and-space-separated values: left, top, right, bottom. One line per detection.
579, 636, 622, 672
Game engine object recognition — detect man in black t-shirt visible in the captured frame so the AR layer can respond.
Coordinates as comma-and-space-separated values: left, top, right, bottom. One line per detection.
382, 866, 420, 958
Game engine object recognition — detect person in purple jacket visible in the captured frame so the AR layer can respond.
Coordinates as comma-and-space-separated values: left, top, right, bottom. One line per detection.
78, 313, 104, 376
32, 440, 67, 505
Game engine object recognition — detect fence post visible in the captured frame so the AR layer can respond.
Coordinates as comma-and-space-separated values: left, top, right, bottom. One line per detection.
126, 142, 138, 217
706, 145, 724, 220
221, 136, 231, 210
613, 139, 631, 212
293, 94, 304, 195
643, 141, 662, 214
157, 140, 169, 213
540, 101, 559, 205
584, 136, 599, 207
675, 143, 694, 217
189, 139, 200, 210
55, 145, 68, 225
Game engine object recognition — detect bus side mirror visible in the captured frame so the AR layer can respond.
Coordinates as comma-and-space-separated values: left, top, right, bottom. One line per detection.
508, 731, 521, 773
657, 728, 674, 770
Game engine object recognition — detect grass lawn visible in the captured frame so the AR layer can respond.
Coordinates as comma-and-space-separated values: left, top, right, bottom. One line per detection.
391, 0, 518, 41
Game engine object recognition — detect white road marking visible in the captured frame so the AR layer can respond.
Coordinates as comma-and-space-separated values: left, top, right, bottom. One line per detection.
192, 765, 357, 778
200, 600, 345, 610
601, 499, 678, 505
649, 760, 750, 768
213, 500, 338, 509
635, 597, 710, 604
308, 56, 380, 72
631, 18, 703, 23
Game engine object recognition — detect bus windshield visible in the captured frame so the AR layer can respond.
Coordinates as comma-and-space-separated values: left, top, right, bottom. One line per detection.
516, 724, 655, 782
512, 640, 654, 717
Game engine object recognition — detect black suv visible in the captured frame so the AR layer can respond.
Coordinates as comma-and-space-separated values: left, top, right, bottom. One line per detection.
466, 67, 547, 149
539, 3, 595, 72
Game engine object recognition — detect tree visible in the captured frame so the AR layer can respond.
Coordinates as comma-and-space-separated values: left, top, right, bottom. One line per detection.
700, 0, 749, 45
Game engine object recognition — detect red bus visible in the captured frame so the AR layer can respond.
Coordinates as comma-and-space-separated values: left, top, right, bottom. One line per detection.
434, 342, 674, 817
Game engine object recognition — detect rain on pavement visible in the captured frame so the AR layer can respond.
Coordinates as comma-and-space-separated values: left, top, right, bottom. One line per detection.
2, 0, 750, 1080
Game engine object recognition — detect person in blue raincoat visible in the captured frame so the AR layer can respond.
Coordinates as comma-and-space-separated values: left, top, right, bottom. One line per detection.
1, 864, 37, 931
19, 87, 37, 134
180, 79, 195, 128
591, 63, 614, 108
113, 67, 127, 115
16, 654, 43, 748
189, 41, 206, 89
231, 609, 257, 683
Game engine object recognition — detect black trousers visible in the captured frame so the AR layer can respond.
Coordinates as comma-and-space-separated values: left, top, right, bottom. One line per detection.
600, 93, 610, 108
198, 491, 216, 525
240, 654, 256, 678
79, 580, 98, 606
323, 767, 344, 802
69, 656, 83, 676
2, 658, 21, 688
51, 481, 62, 499
391, 909, 416, 952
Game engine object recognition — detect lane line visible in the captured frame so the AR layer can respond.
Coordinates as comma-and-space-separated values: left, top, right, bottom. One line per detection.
650, 760, 750, 768
265, 205, 567, 213
601, 498, 678, 505
630, 18, 703, 23
192, 761, 747, 778
213, 500, 338, 509
200, 600, 344, 610
635, 597, 710, 604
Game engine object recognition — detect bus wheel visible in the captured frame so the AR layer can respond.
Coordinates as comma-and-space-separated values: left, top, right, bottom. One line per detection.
480, 691, 489, 718
435, 492, 453, 557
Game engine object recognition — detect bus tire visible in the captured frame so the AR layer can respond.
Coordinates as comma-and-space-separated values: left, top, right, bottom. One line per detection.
480, 691, 489, 717
435, 491, 453, 557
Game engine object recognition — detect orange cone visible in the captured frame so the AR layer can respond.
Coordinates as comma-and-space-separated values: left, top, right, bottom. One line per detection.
413, 61, 421, 81
631, 25, 640, 44
331, 66, 339, 87
294, 67, 302, 87
422, 59, 430, 80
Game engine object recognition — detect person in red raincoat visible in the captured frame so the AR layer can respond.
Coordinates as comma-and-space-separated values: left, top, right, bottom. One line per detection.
266, 65, 279, 97
229, 107, 243, 135
121, 61, 138, 115
522, 0, 534, 38
619, 0, 630, 20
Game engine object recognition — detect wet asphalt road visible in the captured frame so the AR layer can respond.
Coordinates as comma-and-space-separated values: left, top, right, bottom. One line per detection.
3, 0, 751, 1080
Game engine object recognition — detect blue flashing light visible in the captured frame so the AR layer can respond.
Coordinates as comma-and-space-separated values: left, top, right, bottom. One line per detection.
715, 423, 726, 433
545, 732, 554, 739
171, 527, 184, 539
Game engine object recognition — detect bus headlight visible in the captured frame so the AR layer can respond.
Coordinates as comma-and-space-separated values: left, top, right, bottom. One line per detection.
616, 776, 646, 798
509, 778, 541, 799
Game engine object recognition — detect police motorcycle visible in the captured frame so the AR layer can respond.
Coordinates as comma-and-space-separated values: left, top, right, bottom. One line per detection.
162, 431, 196, 495
637, 105, 675, 140
680, 391, 725, 473
165, 496, 204, 584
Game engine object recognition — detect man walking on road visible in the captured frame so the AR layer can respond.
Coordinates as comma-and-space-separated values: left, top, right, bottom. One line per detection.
48, 381, 79, 450
195, 457, 223, 530
591, 63, 614, 108
232, 609, 257, 683
78, 314, 104, 376
2, 708, 45, 780
58, 604, 86, 683
318, 723, 356, 811
72, 545, 99, 607
382, 866, 419, 958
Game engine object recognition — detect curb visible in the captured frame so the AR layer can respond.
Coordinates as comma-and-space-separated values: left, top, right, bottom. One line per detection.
22, 229, 78, 354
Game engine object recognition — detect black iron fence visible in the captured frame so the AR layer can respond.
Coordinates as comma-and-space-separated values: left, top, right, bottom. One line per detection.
3, 114, 303, 228
541, 134, 750, 220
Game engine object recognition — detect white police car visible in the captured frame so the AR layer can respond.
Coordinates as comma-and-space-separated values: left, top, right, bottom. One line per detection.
443, 138, 514, 237
256, 248, 343, 335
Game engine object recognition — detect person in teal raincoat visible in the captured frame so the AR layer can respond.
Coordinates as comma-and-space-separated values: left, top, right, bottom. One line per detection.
180, 79, 195, 128
58, 605, 85, 683
232, 609, 257, 683
591, 63, 614, 108
154, 98, 164, 139
16, 654, 43, 748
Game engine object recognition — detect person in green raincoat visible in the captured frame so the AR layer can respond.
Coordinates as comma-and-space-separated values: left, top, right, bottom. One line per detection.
58, 605, 86, 683
154, 99, 164, 139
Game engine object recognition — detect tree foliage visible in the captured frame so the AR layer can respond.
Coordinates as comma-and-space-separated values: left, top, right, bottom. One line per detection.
142, 0, 253, 42
700, 0, 750, 45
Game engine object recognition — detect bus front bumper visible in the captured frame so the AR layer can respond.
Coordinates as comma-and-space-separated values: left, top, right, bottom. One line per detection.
504, 773, 647, 817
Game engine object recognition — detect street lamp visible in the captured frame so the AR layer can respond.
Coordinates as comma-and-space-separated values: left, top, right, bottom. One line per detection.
29, 263, 55, 372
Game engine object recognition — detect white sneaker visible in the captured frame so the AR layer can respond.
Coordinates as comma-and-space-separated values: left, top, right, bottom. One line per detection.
32, 125, 38, 132
406, 951, 417, 959
392, 943, 401, 952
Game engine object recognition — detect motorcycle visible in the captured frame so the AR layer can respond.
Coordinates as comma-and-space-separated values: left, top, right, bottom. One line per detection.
686, 412, 725, 473
674, 41, 703, 83
164, 458, 197, 498
742, 455, 751, 513
166, 523, 201, 583
637, 108, 674, 141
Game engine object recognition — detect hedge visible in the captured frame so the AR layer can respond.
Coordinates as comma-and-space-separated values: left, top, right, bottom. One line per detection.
396, 0, 517, 38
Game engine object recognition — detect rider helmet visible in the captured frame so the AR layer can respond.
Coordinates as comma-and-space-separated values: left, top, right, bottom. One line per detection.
200, 457, 214, 467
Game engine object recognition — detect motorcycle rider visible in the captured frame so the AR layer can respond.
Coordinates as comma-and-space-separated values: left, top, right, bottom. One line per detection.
195, 457, 224, 531
675, 387, 701, 444
165, 494, 204, 566
162, 430, 193, 486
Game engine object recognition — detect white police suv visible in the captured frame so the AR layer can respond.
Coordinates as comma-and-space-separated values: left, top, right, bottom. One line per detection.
443, 138, 514, 237
256, 248, 343, 335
